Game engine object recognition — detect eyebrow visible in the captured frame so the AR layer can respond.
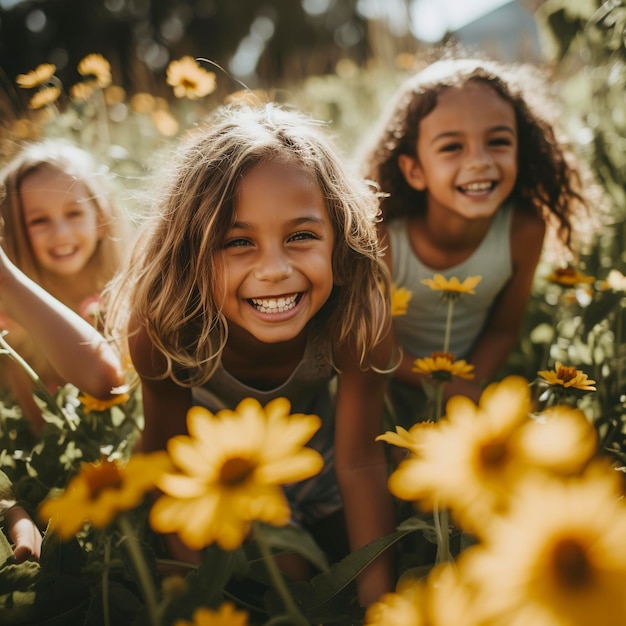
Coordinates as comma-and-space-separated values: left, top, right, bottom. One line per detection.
229, 215, 327, 230
431, 125, 516, 144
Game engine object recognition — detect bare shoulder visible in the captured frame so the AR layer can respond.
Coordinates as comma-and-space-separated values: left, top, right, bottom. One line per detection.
127, 317, 168, 380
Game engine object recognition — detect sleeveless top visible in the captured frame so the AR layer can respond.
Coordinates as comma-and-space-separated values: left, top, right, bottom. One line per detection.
388, 203, 514, 360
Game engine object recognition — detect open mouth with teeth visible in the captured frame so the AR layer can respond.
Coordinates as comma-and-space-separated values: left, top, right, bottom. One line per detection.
458, 181, 496, 195
249, 293, 302, 314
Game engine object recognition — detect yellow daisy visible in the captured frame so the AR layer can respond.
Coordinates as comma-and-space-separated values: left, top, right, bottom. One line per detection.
421, 274, 482, 298
149, 397, 324, 551
28, 85, 61, 110
78, 391, 131, 413
412, 352, 475, 381
173, 603, 249, 626
69, 80, 97, 102
387, 376, 532, 534
376, 421, 437, 455
461, 466, 626, 626
16, 63, 56, 88
39, 452, 171, 540
77, 53, 112, 88
391, 284, 412, 316
546, 267, 595, 286
538, 362, 596, 391
166, 56, 217, 100
364, 579, 427, 626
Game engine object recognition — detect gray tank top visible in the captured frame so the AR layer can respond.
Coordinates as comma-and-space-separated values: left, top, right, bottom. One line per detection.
388, 204, 514, 359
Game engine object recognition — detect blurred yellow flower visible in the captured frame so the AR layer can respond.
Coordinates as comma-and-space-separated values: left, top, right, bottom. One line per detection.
166, 56, 217, 100
376, 421, 436, 455
421, 274, 482, 298
538, 362, 596, 391
77, 53, 112, 88
130, 92, 156, 113
104, 84, 126, 105
39, 453, 171, 539
461, 467, 626, 626
69, 80, 97, 102
152, 109, 180, 137
413, 352, 474, 381
391, 284, 412, 316
173, 603, 249, 626
16, 63, 56, 88
150, 397, 324, 551
546, 267, 595, 286
78, 391, 130, 413
28, 85, 61, 110
387, 376, 531, 534
364, 580, 427, 626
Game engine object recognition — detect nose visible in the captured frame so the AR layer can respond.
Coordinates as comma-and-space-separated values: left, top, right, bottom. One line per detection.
466, 143, 493, 171
49, 218, 73, 241
253, 245, 292, 282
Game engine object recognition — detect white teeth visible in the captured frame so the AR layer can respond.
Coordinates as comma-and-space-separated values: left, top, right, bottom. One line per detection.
251, 294, 298, 313
51, 246, 76, 257
462, 182, 493, 193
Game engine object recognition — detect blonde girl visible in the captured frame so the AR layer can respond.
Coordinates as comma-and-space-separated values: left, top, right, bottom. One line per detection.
0, 139, 129, 430
359, 58, 593, 424
105, 103, 396, 606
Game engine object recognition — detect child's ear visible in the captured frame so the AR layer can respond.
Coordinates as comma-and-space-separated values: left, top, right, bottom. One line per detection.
398, 154, 426, 191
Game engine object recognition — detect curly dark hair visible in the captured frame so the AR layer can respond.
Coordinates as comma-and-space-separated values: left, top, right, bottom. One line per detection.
358, 58, 593, 254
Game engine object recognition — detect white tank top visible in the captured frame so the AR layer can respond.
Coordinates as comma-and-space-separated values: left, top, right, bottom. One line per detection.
388, 204, 514, 359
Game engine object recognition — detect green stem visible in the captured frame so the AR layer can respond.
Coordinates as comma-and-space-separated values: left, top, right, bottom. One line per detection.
102, 535, 111, 626
117, 514, 160, 626
433, 504, 452, 564
443, 298, 454, 354
252, 522, 308, 626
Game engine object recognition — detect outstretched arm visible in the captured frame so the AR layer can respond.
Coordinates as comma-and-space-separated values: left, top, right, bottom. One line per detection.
334, 333, 396, 606
0, 246, 124, 398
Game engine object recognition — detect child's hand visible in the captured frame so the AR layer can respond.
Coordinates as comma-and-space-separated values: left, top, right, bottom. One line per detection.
5, 505, 42, 563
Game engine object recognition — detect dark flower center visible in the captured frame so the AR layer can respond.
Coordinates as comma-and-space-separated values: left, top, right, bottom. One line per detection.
479, 439, 508, 469
556, 366, 578, 383
552, 537, 591, 588
220, 457, 255, 486
83, 460, 123, 499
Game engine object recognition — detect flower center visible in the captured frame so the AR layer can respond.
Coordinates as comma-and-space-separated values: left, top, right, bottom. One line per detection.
83, 460, 123, 499
479, 439, 508, 470
220, 457, 255, 486
552, 537, 591, 588
556, 365, 578, 383
555, 268, 576, 279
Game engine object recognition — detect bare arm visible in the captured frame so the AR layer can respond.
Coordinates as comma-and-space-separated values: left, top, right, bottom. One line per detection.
0, 247, 124, 398
334, 332, 396, 606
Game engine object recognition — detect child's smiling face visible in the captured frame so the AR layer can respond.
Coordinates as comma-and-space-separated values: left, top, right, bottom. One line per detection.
399, 80, 518, 221
218, 160, 335, 345
21, 165, 103, 277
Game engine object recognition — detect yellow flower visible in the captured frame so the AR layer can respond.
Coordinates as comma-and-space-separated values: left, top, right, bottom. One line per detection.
28, 85, 61, 110
39, 453, 171, 539
461, 466, 626, 626
77, 53, 112, 88
149, 397, 324, 551
538, 362, 596, 391
412, 352, 475, 381
173, 603, 249, 626
421, 274, 482, 298
391, 284, 412, 316
104, 84, 126, 105
78, 391, 131, 413
69, 80, 97, 102
16, 63, 56, 88
364, 580, 427, 626
387, 376, 532, 534
376, 421, 437, 455
152, 109, 180, 137
130, 92, 156, 113
166, 56, 217, 100
546, 266, 595, 286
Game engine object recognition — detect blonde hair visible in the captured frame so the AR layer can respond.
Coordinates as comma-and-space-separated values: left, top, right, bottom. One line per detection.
0, 139, 128, 306
105, 103, 391, 386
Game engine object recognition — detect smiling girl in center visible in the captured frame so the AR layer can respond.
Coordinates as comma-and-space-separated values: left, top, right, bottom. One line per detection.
105, 103, 396, 605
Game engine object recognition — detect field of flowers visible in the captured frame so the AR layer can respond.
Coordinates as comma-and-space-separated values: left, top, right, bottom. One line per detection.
1, 1, 626, 624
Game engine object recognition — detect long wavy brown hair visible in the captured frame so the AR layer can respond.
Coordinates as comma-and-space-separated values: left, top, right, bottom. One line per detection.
104, 103, 392, 386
